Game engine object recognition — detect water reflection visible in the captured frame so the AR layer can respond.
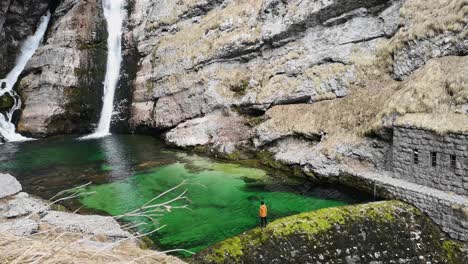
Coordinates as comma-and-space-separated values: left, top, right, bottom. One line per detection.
98, 136, 132, 181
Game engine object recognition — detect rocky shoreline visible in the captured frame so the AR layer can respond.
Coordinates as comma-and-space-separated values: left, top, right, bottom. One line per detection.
0, 173, 185, 264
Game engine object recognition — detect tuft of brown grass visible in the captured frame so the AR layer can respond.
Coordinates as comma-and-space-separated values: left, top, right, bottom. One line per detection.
257, 83, 397, 141
256, 56, 468, 149
398, 0, 467, 40
374, 0, 467, 72
0, 231, 185, 264
395, 113, 468, 134
0, 182, 192, 264
375, 56, 468, 131
153, 0, 263, 66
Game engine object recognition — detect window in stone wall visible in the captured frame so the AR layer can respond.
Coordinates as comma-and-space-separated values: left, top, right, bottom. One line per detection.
450, 155, 457, 169
413, 149, 419, 164
431, 152, 437, 167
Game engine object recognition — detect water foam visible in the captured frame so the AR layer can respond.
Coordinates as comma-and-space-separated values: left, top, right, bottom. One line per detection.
0, 12, 51, 143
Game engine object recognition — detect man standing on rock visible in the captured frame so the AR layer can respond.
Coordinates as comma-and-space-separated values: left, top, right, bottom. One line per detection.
259, 201, 268, 228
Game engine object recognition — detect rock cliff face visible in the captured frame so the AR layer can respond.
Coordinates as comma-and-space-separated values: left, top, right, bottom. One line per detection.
16, 0, 107, 137
124, 0, 467, 156
7, 0, 466, 146
0, 0, 52, 77
194, 201, 468, 264
3, 0, 466, 171
128, 0, 402, 132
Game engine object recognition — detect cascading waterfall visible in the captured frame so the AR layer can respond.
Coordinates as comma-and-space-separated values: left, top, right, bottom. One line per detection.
0, 12, 51, 143
82, 0, 125, 139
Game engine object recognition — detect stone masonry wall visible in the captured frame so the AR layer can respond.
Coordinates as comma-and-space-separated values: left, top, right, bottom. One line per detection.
393, 126, 468, 196
341, 170, 468, 241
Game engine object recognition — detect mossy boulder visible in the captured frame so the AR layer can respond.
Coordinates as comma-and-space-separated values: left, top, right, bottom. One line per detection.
193, 201, 467, 264
0, 93, 15, 112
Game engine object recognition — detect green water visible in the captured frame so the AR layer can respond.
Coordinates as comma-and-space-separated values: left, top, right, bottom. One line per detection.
0, 135, 370, 256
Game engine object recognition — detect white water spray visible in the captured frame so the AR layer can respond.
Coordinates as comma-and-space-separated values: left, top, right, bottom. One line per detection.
0, 12, 51, 143
82, 0, 125, 139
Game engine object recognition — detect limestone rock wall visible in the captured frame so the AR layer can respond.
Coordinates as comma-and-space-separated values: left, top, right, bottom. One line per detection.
16, 0, 107, 137
128, 0, 403, 136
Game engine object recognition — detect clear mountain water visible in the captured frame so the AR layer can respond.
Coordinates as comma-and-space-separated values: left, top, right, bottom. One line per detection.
0, 135, 371, 256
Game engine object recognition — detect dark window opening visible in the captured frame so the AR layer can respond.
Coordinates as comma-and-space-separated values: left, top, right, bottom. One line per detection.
413, 149, 419, 164
450, 155, 457, 168
431, 152, 437, 167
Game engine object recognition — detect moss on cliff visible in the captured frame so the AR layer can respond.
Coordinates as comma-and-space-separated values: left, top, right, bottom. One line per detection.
0, 94, 14, 112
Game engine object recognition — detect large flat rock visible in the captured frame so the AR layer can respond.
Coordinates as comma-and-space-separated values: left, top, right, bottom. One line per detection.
0, 218, 39, 236
41, 211, 132, 241
0, 173, 22, 199
0, 192, 48, 219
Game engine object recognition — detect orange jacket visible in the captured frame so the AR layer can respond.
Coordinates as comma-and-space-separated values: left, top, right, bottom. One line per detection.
259, 205, 267, 217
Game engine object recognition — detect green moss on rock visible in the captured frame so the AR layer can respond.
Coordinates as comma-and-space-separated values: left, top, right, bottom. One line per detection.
193, 201, 465, 264
0, 94, 14, 111
443, 240, 468, 264
230, 79, 249, 97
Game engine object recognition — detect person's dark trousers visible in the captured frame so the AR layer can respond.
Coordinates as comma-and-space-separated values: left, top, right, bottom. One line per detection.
260, 217, 267, 228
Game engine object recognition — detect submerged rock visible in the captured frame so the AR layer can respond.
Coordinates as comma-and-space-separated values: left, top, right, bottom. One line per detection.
194, 201, 467, 263
0, 173, 22, 199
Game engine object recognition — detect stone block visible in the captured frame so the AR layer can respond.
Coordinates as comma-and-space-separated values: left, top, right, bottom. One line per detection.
0, 174, 22, 199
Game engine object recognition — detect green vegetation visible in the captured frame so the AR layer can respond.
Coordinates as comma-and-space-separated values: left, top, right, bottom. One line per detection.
443, 240, 468, 264
0, 94, 14, 111
229, 79, 249, 97
201, 201, 405, 263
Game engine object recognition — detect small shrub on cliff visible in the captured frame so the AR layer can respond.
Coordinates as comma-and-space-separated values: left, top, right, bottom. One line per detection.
230, 79, 250, 97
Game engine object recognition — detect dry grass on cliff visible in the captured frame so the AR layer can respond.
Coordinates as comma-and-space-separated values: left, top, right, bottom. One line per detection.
375, 56, 468, 131
398, 0, 467, 40
154, 0, 263, 64
260, 83, 397, 136
374, 0, 467, 72
396, 113, 468, 134
259, 55, 468, 149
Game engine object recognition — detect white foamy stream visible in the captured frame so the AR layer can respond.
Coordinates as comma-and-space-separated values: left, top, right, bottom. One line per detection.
82, 0, 125, 140
0, 12, 51, 143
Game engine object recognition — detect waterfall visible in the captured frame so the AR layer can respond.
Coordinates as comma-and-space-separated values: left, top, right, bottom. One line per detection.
0, 12, 51, 143
82, 0, 125, 139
